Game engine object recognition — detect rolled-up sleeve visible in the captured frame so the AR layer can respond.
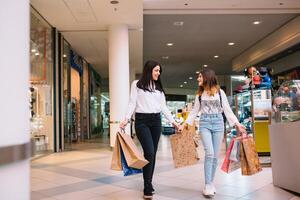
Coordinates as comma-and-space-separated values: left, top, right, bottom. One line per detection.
185, 95, 200, 125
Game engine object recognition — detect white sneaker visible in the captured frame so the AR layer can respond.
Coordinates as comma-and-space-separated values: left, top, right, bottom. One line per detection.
202, 184, 215, 197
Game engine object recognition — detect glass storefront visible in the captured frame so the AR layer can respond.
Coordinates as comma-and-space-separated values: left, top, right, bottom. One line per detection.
82, 60, 90, 139
30, 9, 54, 155
62, 42, 86, 149
62, 41, 72, 149
90, 68, 103, 138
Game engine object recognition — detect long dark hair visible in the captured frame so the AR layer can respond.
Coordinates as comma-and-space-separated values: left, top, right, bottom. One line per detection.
198, 68, 220, 96
137, 60, 165, 93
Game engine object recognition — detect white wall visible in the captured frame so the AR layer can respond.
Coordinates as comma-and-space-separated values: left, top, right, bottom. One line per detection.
0, 0, 30, 199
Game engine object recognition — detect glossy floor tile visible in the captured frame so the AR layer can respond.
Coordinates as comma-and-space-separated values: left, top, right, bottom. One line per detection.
31, 135, 299, 200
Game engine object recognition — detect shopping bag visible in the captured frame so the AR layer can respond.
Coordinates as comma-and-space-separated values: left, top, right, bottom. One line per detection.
229, 139, 240, 162
120, 148, 142, 176
170, 125, 198, 168
111, 131, 149, 171
240, 137, 262, 176
118, 131, 149, 169
221, 138, 241, 173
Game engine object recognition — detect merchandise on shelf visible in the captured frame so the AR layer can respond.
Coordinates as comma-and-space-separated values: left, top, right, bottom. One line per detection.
273, 80, 300, 123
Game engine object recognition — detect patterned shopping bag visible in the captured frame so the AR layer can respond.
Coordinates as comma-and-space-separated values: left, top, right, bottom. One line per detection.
240, 137, 262, 176
170, 125, 198, 168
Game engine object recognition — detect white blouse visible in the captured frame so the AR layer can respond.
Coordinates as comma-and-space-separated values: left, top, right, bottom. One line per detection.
185, 89, 239, 127
125, 80, 175, 124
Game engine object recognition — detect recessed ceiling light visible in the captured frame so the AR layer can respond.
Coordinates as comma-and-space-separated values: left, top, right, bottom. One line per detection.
162, 56, 169, 59
196, 71, 200, 74
203, 64, 208, 67
214, 55, 219, 58
180, 85, 183, 88
167, 43, 173, 46
35, 52, 40, 56
173, 21, 184, 26
31, 49, 36, 53
63, 54, 67, 58
189, 77, 193, 80
228, 42, 235, 46
110, 0, 119, 4
253, 21, 261, 25
184, 81, 187, 84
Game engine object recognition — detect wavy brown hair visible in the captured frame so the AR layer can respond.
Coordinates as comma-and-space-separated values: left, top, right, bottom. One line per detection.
198, 69, 220, 96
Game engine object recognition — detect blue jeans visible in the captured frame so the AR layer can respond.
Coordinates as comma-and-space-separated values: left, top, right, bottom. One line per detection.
199, 113, 224, 184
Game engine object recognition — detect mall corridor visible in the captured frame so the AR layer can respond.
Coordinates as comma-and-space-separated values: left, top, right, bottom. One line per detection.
1, 0, 300, 199
30, 136, 299, 200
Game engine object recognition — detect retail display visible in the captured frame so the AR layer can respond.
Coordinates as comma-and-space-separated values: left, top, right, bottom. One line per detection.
242, 66, 273, 91
262, 72, 300, 194
273, 80, 300, 122
228, 89, 272, 154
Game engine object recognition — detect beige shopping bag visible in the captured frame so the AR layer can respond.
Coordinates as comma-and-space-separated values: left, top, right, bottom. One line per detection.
111, 131, 149, 170
170, 125, 198, 168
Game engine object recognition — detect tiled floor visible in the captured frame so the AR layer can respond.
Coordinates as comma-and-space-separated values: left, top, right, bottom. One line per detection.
31, 135, 299, 200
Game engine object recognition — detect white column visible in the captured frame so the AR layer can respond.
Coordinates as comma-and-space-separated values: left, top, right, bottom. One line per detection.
0, 0, 30, 200
108, 24, 130, 147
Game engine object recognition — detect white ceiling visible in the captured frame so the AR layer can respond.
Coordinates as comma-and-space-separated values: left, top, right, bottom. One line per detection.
144, 0, 300, 14
31, 0, 143, 77
31, 0, 300, 89
143, 14, 298, 88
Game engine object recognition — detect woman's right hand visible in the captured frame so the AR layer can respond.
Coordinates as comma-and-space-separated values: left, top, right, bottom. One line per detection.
119, 119, 129, 129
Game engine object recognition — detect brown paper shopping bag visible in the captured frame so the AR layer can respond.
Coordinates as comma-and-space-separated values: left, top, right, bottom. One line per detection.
170, 125, 198, 168
111, 131, 148, 171
118, 132, 149, 169
111, 132, 122, 170
240, 137, 262, 176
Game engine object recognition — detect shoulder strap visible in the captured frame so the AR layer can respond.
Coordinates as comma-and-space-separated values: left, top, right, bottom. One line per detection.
198, 94, 201, 105
219, 90, 223, 108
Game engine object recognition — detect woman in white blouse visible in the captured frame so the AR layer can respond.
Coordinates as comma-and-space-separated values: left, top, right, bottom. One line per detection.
179, 69, 246, 197
120, 60, 178, 199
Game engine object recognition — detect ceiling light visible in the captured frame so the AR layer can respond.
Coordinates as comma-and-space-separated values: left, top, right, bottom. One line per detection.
184, 81, 187, 84
162, 56, 169, 59
228, 42, 235, 46
31, 49, 36, 53
35, 52, 40, 56
180, 85, 183, 88
203, 64, 208, 67
110, 0, 119, 4
214, 55, 219, 58
189, 77, 193, 80
167, 43, 173, 46
63, 54, 67, 58
173, 21, 184, 26
196, 71, 200, 74
253, 21, 261, 25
